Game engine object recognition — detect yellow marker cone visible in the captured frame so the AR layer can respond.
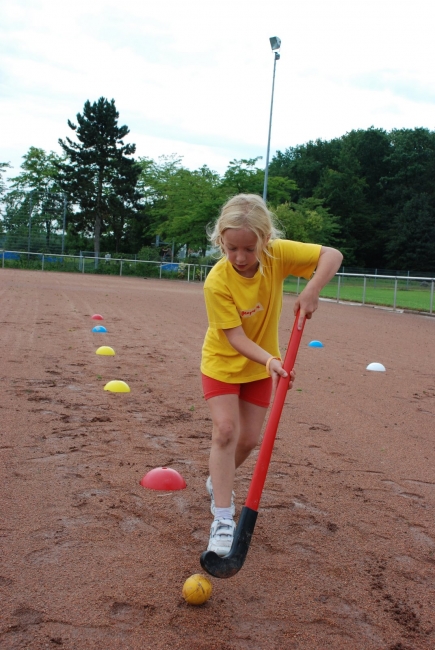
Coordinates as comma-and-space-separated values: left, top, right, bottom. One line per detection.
104, 380, 130, 393
96, 346, 115, 356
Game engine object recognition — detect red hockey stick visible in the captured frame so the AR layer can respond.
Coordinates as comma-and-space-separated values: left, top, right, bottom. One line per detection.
200, 311, 306, 578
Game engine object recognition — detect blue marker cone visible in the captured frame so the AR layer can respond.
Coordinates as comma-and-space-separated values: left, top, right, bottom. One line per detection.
308, 340, 324, 348
92, 325, 107, 333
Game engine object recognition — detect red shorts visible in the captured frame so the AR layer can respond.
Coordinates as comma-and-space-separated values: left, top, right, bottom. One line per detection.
201, 373, 272, 408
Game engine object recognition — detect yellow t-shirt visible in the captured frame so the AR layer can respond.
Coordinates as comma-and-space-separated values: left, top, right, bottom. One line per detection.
201, 239, 321, 383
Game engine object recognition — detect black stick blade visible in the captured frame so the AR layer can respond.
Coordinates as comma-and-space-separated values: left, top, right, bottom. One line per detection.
200, 506, 258, 578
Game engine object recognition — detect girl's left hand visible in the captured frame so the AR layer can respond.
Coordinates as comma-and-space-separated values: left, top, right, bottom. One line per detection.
268, 358, 296, 394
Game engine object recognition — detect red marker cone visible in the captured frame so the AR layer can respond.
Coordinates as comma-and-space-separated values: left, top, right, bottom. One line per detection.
140, 467, 186, 491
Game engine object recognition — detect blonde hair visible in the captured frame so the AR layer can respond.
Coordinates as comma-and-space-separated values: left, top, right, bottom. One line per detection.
207, 194, 283, 273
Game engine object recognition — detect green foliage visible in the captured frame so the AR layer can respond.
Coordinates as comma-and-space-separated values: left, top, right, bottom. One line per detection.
57, 97, 143, 255
0, 162, 11, 205
266, 175, 298, 205
137, 155, 224, 252
2, 149, 66, 252
220, 158, 264, 196
272, 198, 340, 246
3, 121, 435, 273
270, 127, 435, 271
380, 128, 435, 271
386, 193, 435, 271
269, 138, 342, 200
137, 246, 160, 261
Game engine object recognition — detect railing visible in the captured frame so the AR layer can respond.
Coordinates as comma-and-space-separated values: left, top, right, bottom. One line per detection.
0, 250, 213, 283
2, 250, 434, 314
286, 272, 435, 315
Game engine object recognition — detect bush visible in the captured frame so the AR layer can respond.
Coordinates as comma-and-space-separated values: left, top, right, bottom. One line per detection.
137, 246, 160, 261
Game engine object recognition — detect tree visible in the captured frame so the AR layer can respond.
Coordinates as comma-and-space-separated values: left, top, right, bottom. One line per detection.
1, 190, 26, 248
269, 138, 342, 201
269, 129, 395, 267
220, 158, 264, 196
381, 128, 435, 272
272, 198, 341, 248
7, 148, 65, 251
0, 162, 11, 200
137, 156, 224, 254
314, 143, 368, 265
160, 165, 224, 253
57, 97, 143, 256
386, 193, 435, 272
0, 163, 11, 240
380, 128, 435, 213
136, 154, 184, 244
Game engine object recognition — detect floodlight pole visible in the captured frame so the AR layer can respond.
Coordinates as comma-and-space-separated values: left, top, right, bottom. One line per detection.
263, 37, 281, 203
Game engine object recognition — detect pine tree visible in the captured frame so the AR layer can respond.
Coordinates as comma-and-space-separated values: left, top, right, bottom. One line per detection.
57, 98, 142, 256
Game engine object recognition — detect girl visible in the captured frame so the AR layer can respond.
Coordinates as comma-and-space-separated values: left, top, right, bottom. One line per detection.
201, 193, 343, 556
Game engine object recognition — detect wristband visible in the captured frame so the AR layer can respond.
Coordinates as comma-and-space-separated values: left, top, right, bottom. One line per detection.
265, 356, 281, 376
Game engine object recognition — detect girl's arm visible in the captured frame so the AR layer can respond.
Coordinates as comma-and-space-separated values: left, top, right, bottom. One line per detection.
294, 246, 343, 329
223, 326, 294, 393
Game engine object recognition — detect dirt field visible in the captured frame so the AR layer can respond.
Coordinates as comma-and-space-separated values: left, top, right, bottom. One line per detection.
0, 269, 434, 650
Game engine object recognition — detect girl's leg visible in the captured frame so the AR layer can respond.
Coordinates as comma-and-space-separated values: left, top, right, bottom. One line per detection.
235, 400, 268, 468
206, 393, 240, 508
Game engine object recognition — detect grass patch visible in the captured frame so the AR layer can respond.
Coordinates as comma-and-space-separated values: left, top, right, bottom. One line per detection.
283, 276, 434, 312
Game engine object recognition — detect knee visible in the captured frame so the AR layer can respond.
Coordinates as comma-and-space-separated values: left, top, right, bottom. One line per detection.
237, 435, 258, 456
212, 418, 237, 450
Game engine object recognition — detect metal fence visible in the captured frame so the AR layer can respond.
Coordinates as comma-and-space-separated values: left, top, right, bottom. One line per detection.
287, 272, 435, 314
1, 250, 434, 314
0, 250, 212, 282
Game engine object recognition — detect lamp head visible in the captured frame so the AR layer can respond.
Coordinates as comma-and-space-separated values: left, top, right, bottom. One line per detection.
269, 36, 281, 51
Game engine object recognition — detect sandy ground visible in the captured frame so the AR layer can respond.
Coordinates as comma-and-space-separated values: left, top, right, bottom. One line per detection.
0, 269, 434, 650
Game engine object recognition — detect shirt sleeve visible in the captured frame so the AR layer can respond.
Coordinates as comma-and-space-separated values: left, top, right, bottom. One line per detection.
203, 285, 242, 330
273, 239, 322, 280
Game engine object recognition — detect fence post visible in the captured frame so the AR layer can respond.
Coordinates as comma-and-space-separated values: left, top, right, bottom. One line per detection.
42, 254, 44, 271
296, 277, 300, 295
393, 278, 398, 310
430, 280, 434, 315
120, 260, 123, 276
27, 193, 33, 259
2, 251, 4, 268
362, 276, 367, 305
187, 264, 190, 282
159, 263, 162, 279
62, 194, 67, 255
82, 257, 85, 274
336, 275, 341, 303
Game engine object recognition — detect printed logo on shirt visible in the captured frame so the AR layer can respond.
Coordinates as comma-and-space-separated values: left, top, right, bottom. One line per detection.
239, 303, 264, 318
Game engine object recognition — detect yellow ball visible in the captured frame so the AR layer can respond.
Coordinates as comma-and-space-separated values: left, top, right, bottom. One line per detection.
182, 573, 212, 605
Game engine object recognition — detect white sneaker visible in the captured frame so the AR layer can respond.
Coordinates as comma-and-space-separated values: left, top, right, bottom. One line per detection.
207, 518, 236, 557
206, 476, 235, 516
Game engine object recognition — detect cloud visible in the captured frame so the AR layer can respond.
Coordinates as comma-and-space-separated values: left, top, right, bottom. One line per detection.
351, 71, 435, 104
1, 0, 435, 176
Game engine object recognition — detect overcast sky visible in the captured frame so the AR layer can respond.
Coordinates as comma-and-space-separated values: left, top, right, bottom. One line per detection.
1, 0, 435, 177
